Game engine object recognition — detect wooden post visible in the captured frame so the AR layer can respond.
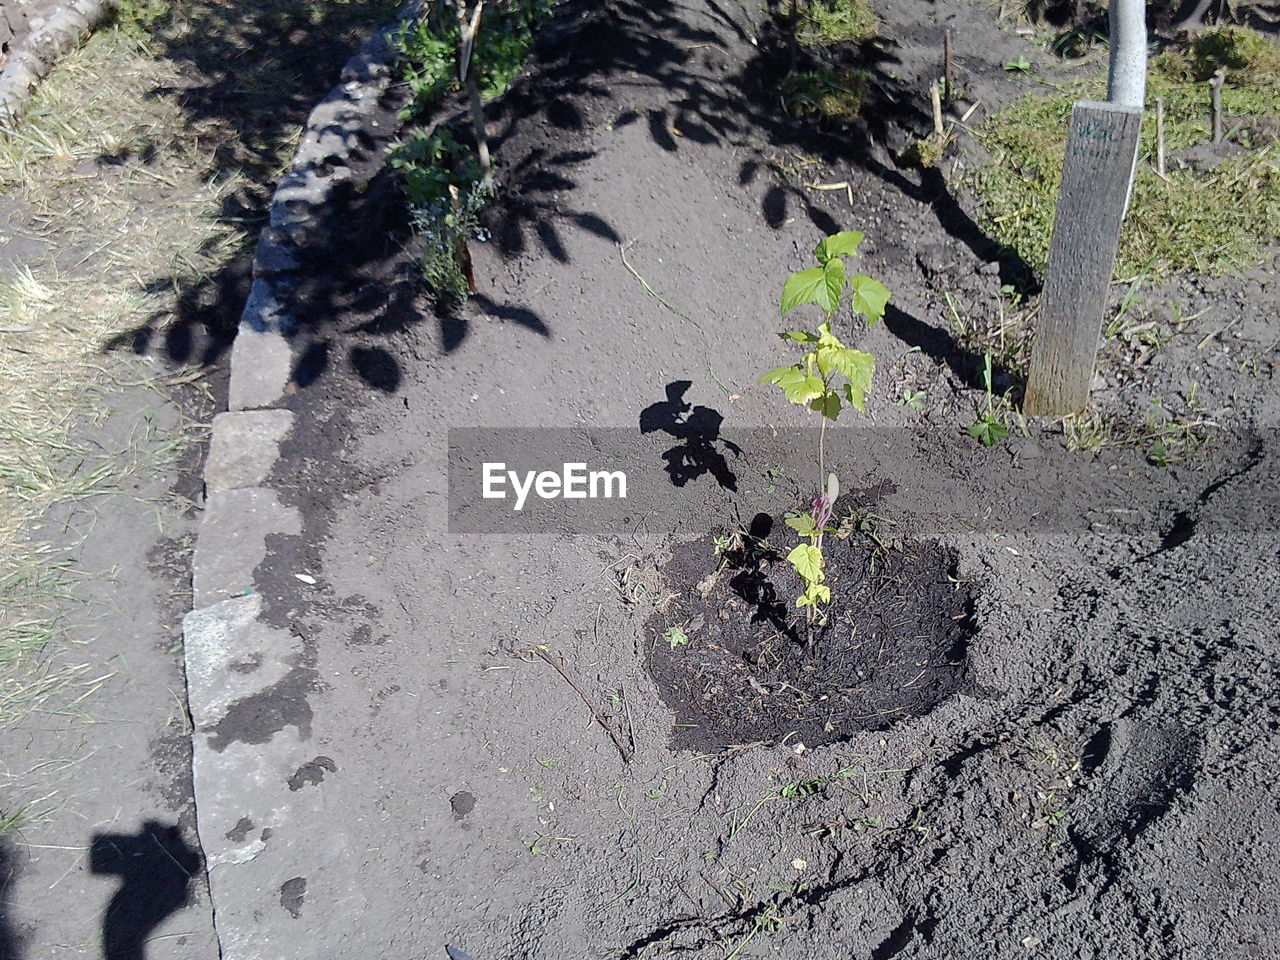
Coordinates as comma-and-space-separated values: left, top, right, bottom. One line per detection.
1210, 68, 1225, 144
1155, 96, 1166, 177
943, 29, 954, 105
1023, 101, 1144, 416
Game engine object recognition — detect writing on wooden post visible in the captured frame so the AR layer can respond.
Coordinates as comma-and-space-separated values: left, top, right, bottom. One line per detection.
1023, 100, 1143, 416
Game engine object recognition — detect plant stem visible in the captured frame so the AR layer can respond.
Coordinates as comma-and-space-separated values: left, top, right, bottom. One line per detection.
457, 1, 492, 181
818, 414, 827, 490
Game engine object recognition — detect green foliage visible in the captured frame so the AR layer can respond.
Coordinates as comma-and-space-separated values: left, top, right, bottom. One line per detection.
761, 232, 888, 616
794, 0, 879, 48
397, 19, 456, 115
973, 28, 1280, 277
392, 2, 553, 303
396, 0, 552, 118
663, 625, 690, 649
388, 128, 492, 304
966, 354, 1010, 447
782, 67, 868, 125
114, 0, 169, 36
780, 0, 875, 128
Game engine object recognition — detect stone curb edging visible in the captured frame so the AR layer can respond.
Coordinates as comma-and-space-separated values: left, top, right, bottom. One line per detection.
0, 0, 120, 120
180, 4, 421, 956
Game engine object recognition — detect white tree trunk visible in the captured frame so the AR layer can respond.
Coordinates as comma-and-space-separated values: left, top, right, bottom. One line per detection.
1107, 0, 1147, 108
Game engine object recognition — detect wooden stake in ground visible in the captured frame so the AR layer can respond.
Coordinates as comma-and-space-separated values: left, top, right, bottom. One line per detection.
1023, 102, 1144, 415
1210, 68, 1225, 144
1155, 95, 1166, 177
456, 0, 492, 179
943, 28, 954, 105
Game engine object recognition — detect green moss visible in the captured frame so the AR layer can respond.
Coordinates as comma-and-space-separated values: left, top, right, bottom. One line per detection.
795, 0, 879, 49
973, 29, 1280, 277
901, 130, 953, 169
784, 67, 868, 124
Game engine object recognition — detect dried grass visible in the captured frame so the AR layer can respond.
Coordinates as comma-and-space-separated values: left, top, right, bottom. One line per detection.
0, 23, 234, 830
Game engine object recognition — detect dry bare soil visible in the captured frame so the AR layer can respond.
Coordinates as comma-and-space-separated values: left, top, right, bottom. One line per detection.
221, 0, 1280, 958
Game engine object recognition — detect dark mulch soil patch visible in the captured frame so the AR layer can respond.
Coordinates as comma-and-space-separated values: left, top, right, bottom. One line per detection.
648, 523, 977, 750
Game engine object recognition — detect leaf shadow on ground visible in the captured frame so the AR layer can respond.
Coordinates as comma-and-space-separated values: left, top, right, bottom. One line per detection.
474, 0, 1028, 392
639, 380, 743, 491
98, 0, 1027, 393
94, 0, 463, 394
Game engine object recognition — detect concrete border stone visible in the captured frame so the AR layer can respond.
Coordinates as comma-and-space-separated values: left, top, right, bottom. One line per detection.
182, 4, 421, 955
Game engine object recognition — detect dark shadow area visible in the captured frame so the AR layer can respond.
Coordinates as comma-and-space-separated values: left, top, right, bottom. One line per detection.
0, 838, 23, 960
477, 0, 1034, 291
639, 381, 742, 491
726, 535, 793, 635
90, 820, 200, 960
882, 303, 1014, 391
432, 292, 552, 354
95, 0, 429, 390
102, 0, 1036, 394
98, 0, 566, 394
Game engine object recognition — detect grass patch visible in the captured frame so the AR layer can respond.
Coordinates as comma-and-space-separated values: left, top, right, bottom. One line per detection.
794, 0, 879, 49
3, 0, 399, 834
972, 26, 1280, 277
782, 66, 869, 124
775, 1, 877, 128
0, 19, 233, 823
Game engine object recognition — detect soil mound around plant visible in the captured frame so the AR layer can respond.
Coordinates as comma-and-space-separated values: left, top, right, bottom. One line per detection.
648, 526, 977, 750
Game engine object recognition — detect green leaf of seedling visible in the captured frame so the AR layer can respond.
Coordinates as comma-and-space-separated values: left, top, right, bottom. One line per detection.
781, 267, 828, 315
810, 389, 841, 421
779, 330, 821, 343
787, 543, 824, 584
796, 582, 831, 608
760, 365, 798, 385
813, 231, 864, 264
967, 416, 1010, 447
815, 321, 844, 348
663, 626, 690, 648
772, 368, 826, 405
843, 381, 867, 412
849, 274, 891, 324
821, 258, 844, 314
820, 346, 874, 388
785, 513, 817, 538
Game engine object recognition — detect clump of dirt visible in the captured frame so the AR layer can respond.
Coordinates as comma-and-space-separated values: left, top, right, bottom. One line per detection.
647, 522, 977, 750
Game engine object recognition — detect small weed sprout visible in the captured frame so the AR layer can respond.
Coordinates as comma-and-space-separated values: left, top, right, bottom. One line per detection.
760, 231, 889, 617
967, 353, 1010, 447
663, 625, 691, 649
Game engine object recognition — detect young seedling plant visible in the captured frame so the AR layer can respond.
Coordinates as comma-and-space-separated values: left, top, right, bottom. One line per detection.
760, 231, 890, 621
